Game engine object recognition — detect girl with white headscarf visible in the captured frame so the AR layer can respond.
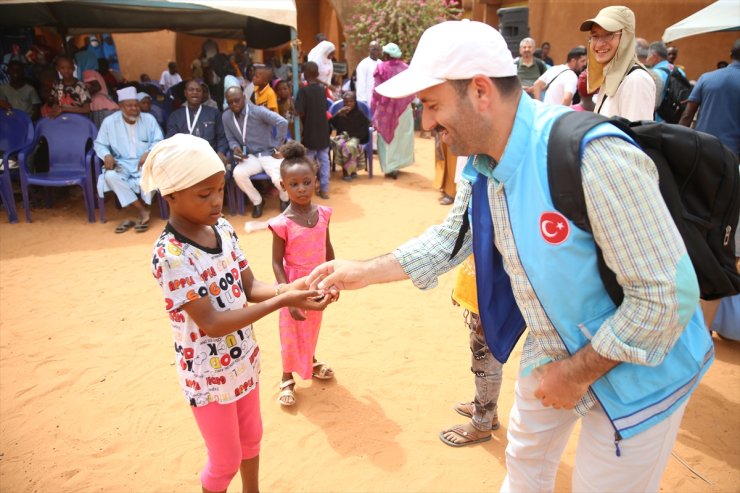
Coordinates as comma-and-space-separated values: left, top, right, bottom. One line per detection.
307, 40, 335, 86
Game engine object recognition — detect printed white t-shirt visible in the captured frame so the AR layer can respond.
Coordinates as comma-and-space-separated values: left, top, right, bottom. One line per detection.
152, 218, 260, 407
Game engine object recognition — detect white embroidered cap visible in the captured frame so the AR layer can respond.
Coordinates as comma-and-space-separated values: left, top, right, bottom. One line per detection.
116, 86, 138, 102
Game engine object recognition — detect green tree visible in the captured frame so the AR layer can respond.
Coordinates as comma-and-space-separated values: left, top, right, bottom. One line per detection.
344, 0, 462, 60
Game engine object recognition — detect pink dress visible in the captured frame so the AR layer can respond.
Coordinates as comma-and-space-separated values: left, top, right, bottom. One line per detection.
268, 205, 332, 379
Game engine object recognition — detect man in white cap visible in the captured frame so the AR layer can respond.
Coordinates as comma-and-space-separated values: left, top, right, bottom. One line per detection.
307, 19, 712, 492
95, 86, 163, 232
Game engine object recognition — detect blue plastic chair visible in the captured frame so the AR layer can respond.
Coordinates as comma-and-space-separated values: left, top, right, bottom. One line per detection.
328, 100, 374, 178
20, 114, 97, 223
230, 150, 272, 216
0, 109, 35, 223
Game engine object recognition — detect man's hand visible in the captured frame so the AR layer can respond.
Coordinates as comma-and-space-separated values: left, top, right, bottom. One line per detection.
307, 259, 370, 291
233, 146, 245, 160
103, 154, 116, 171
533, 359, 590, 410
308, 254, 408, 293
138, 151, 150, 168
48, 104, 62, 118
533, 345, 619, 410
0, 100, 12, 111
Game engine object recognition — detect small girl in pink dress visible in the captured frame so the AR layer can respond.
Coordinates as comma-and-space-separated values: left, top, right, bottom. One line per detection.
268, 141, 336, 406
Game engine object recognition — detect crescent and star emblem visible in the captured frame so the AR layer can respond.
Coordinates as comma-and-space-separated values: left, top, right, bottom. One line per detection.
539, 212, 570, 245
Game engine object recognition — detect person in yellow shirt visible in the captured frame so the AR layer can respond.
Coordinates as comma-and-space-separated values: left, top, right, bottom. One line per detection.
252, 64, 279, 113
439, 255, 504, 447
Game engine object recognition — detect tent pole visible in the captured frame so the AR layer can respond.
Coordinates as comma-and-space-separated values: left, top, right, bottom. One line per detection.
60, 26, 70, 56
291, 28, 300, 141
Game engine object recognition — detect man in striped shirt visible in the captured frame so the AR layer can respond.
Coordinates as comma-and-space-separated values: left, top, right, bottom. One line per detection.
308, 19, 710, 493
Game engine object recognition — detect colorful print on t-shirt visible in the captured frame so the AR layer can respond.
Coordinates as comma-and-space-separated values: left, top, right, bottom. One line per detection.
151, 218, 260, 407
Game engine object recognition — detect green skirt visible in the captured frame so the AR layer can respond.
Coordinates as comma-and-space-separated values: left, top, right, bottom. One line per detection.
377, 106, 415, 174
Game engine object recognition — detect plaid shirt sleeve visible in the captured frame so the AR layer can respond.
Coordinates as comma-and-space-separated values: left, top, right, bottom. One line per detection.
581, 136, 696, 366
393, 179, 473, 290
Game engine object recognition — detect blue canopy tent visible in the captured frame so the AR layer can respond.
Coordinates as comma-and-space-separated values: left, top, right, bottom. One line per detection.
0, 0, 302, 137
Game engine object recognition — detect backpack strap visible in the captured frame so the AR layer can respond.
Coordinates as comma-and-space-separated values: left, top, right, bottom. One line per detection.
547, 111, 635, 306
544, 68, 574, 91
536, 58, 547, 76
596, 64, 643, 115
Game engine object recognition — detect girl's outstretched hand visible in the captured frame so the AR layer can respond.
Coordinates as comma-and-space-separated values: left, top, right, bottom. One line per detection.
284, 289, 333, 312
290, 276, 340, 302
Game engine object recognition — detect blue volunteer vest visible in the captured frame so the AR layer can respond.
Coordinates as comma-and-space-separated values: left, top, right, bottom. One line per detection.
468, 95, 714, 441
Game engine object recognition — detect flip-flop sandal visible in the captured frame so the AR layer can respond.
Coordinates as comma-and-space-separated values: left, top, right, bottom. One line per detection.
114, 220, 136, 233
312, 361, 334, 380
278, 379, 296, 406
439, 425, 492, 448
454, 402, 500, 430
134, 221, 150, 233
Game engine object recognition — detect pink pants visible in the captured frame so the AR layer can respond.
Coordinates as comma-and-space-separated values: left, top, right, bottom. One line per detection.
191, 384, 263, 492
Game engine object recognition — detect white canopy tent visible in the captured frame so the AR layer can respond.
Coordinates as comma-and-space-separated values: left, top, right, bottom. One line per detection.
662, 0, 740, 43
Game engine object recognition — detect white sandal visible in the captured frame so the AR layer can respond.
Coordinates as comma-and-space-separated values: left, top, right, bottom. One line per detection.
312, 361, 335, 380
278, 379, 296, 406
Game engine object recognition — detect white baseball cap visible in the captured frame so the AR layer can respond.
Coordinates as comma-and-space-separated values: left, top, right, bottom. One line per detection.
375, 19, 516, 99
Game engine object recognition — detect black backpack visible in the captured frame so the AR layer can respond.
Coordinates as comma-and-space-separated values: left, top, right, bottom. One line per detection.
548, 111, 740, 304
656, 66, 692, 124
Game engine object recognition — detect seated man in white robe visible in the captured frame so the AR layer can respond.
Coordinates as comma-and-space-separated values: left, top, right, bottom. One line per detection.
95, 86, 163, 232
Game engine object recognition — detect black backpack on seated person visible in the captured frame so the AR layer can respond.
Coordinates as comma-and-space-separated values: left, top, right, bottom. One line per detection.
547, 111, 740, 304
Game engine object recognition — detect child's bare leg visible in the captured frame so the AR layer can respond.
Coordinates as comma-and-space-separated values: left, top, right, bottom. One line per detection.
240, 456, 259, 493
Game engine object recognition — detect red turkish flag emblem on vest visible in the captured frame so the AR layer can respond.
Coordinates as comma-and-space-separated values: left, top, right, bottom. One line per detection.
539, 212, 570, 245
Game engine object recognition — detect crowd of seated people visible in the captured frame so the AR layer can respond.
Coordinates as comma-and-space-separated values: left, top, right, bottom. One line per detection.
1, 35, 373, 228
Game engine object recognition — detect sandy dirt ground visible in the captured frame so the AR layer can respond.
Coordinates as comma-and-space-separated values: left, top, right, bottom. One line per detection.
1, 136, 738, 493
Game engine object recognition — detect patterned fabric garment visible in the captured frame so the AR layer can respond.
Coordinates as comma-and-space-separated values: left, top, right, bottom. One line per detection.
268, 205, 332, 379
331, 132, 364, 173
371, 59, 414, 142
152, 219, 260, 407
51, 79, 91, 107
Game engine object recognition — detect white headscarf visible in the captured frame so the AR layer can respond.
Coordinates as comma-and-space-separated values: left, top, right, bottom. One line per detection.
308, 40, 335, 86
141, 134, 225, 195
